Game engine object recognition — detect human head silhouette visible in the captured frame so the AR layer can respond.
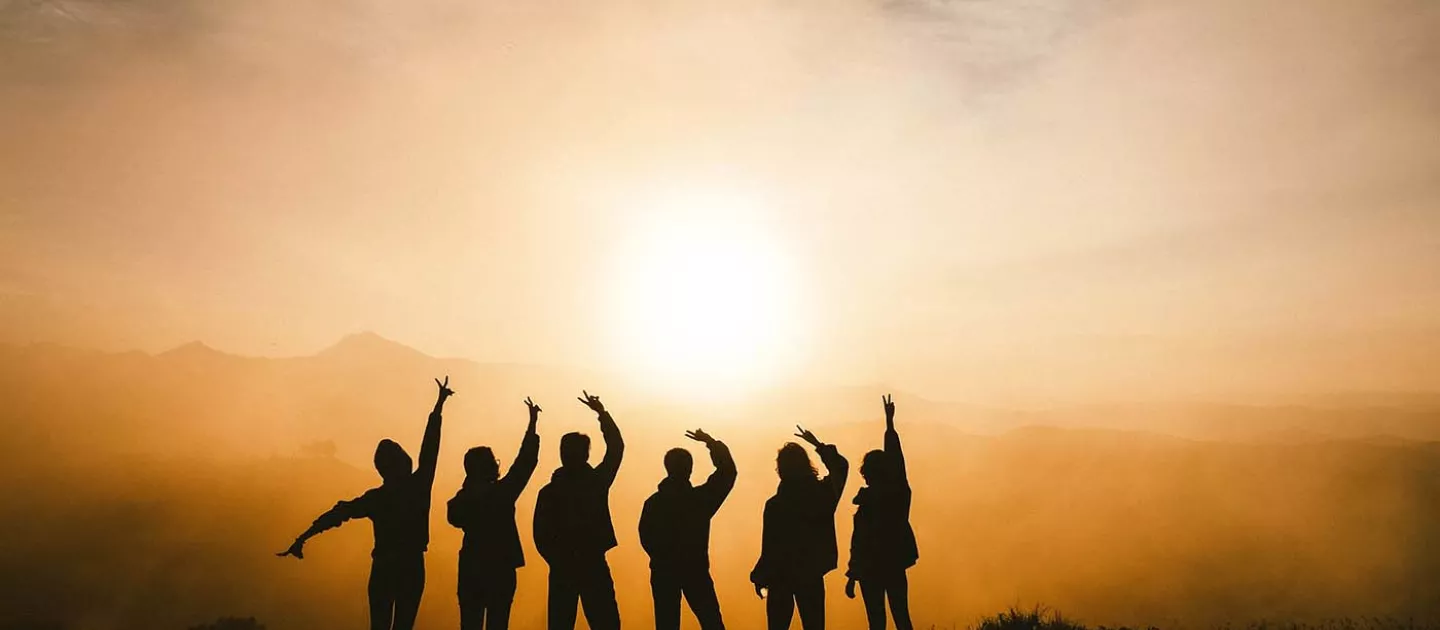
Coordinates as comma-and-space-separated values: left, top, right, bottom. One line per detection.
776, 442, 818, 483
860, 449, 895, 486
464, 446, 500, 482
374, 439, 413, 483
664, 448, 693, 481
560, 432, 591, 468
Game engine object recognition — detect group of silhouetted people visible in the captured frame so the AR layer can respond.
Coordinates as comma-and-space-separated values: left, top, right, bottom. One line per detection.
279, 379, 917, 630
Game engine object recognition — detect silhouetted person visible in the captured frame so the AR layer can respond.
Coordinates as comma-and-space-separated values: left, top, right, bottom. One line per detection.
448, 397, 543, 630
533, 391, 625, 630
844, 395, 918, 630
751, 426, 849, 630
278, 376, 455, 630
639, 429, 737, 630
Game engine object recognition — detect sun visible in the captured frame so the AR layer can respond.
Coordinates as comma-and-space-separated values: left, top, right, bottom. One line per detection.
604, 191, 806, 397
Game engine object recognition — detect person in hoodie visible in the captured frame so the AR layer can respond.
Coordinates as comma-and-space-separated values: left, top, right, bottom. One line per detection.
278, 376, 454, 630
843, 395, 918, 630
750, 425, 849, 630
639, 428, 737, 630
447, 396, 543, 630
532, 390, 625, 630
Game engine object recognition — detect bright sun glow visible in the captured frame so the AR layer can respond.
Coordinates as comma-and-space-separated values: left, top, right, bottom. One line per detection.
605, 191, 806, 397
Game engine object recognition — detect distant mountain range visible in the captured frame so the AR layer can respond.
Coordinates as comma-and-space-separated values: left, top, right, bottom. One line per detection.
2, 332, 1437, 468
4, 332, 1440, 628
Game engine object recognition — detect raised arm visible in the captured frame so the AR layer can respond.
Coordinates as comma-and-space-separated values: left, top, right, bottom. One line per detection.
579, 391, 624, 487
277, 492, 373, 559
686, 429, 736, 515
499, 397, 542, 499
883, 394, 906, 485
795, 425, 848, 507
416, 376, 455, 487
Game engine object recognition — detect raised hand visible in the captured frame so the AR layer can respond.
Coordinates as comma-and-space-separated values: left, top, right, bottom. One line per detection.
435, 376, 456, 401
883, 393, 895, 422
845, 578, 857, 599
525, 396, 543, 420
794, 425, 823, 448
276, 539, 305, 560
577, 390, 606, 414
685, 428, 717, 445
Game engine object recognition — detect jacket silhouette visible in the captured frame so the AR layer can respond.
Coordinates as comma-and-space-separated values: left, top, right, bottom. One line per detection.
278, 377, 454, 630
639, 430, 737, 630
751, 428, 849, 630
533, 392, 624, 630
447, 397, 543, 630
846, 395, 918, 630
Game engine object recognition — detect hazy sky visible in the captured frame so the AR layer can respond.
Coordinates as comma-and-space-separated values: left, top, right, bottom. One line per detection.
2, 0, 1437, 402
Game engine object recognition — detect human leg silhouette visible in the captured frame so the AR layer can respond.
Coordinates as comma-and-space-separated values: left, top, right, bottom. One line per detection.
368, 563, 396, 630
368, 554, 424, 630
792, 575, 825, 630
765, 584, 796, 630
547, 564, 581, 630
484, 569, 518, 630
390, 554, 426, 630
681, 572, 725, 630
460, 565, 516, 630
459, 590, 483, 630
886, 572, 913, 630
651, 571, 684, 630
577, 556, 621, 630
859, 579, 890, 630
458, 560, 481, 630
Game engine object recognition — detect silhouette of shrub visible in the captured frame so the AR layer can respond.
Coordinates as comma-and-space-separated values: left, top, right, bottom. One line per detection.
186, 617, 266, 630
977, 606, 1089, 630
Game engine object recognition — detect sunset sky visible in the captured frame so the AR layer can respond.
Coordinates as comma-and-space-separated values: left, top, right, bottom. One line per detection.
1, 0, 1437, 402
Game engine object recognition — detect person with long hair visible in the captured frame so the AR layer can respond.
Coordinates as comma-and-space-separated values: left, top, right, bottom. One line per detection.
750, 425, 849, 629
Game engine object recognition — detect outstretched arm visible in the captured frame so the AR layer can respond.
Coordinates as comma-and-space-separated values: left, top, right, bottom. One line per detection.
579, 391, 624, 487
277, 493, 372, 559
499, 397, 542, 499
883, 394, 907, 486
416, 376, 455, 487
687, 429, 736, 515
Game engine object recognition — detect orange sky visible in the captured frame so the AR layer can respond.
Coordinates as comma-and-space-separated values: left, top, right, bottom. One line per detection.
1, 0, 1437, 403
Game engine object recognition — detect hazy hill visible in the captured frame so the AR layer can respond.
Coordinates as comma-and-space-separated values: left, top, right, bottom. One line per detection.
2, 336, 1440, 629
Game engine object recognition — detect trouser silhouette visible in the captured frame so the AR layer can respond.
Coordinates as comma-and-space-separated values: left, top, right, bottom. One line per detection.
765, 575, 825, 630
458, 562, 518, 630
859, 570, 913, 630
650, 568, 725, 630
368, 552, 426, 630
547, 555, 621, 630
